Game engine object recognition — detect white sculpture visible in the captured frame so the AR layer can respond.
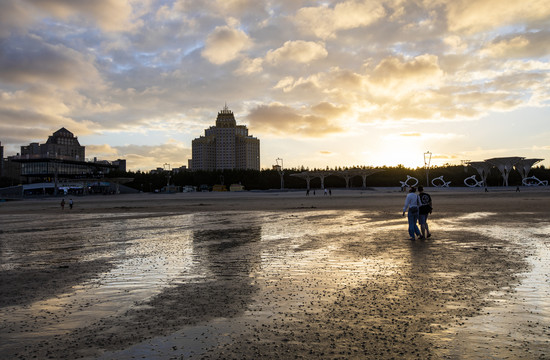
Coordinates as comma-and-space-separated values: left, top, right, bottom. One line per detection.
431, 175, 451, 187
399, 175, 418, 188
464, 175, 484, 187
522, 176, 548, 186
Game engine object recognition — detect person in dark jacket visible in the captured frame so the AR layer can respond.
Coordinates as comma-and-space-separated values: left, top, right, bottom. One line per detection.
418, 186, 432, 239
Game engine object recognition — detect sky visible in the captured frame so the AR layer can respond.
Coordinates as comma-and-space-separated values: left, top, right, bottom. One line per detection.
0, 0, 549, 172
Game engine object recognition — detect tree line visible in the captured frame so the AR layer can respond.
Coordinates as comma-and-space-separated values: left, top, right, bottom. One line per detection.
109, 164, 549, 192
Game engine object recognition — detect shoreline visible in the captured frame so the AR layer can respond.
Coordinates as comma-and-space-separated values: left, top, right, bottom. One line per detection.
2, 187, 550, 215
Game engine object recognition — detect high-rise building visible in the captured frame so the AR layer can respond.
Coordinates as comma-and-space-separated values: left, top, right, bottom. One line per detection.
191, 106, 260, 171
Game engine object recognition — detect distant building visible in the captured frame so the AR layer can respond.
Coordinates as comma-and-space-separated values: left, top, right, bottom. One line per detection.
172, 165, 187, 174
110, 159, 127, 172
21, 127, 85, 160
191, 106, 260, 171
12, 128, 123, 181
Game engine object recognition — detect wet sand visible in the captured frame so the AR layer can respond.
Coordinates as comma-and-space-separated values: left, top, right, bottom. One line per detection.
1, 188, 549, 359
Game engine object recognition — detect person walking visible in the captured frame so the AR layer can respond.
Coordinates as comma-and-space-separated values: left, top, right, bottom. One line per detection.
402, 186, 421, 241
69, 198, 74, 210
60, 198, 65, 210
418, 186, 432, 239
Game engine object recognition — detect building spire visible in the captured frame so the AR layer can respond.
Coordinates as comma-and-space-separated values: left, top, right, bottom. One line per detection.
224, 102, 228, 111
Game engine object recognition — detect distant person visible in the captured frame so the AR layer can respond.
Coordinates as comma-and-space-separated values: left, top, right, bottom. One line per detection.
516, 186, 520, 192
324, 188, 328, 196
329, 189, 332, 196
402, 187, 421, 241
306, 189, 310, 196
484, 187, 489, 192
60, 198, 65, 210
69, 199, 74, 210
418, 186, 432, 239
313, 190, 316, 196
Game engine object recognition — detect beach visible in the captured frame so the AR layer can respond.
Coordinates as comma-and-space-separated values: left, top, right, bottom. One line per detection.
1, 188, 549, 359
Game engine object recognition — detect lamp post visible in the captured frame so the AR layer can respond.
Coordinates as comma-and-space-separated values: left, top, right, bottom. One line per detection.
164, 163, 171, 188
424, 151, 432, 187
276, 158, 284, 190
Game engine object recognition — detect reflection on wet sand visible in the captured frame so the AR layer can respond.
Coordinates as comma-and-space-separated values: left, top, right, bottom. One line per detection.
0, 208, 548, 359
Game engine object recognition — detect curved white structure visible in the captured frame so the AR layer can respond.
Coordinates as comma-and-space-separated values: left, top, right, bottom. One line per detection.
464, 175, 483, 187
431, 175, 451, 187
399, 175, 418, 188
522, 176, 548, 186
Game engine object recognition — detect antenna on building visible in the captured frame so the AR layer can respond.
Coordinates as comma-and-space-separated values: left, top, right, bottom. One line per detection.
224, 102, 228, 111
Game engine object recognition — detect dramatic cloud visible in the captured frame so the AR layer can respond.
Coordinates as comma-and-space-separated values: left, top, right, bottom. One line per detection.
0, 0, 548, 170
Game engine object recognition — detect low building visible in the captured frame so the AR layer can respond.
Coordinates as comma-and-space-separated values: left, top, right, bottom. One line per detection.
21, 127, 85, 160
10, 128, 127, 188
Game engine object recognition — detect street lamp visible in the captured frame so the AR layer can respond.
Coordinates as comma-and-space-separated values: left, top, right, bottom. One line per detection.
276, 158, 284, 190
164, 163, 171, 187
424, 151, 432, 187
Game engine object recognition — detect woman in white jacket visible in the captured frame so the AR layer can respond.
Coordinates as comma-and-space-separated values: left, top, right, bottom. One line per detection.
402, 186, 422, 241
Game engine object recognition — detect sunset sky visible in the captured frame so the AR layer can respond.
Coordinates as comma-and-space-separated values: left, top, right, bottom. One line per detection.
1, 0, 549, 171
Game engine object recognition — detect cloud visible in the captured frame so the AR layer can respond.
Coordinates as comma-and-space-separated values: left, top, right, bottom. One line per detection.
234, 57, 264, 75
202, 25, 252, 64
265, 40, 328, 65
0, 1, 34, 38
0, 40, 104, 90
481, 31, 550, 59
294, 0, 386, 39
399, 132, 463, 139
246, 103, 344, 138
311, 102, 349, 118
27, 0, 140, 32
445, 0, 550, 34
368, 54, 444, 94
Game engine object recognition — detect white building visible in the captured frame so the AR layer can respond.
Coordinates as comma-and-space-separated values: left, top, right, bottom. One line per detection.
191, 106, 260, 171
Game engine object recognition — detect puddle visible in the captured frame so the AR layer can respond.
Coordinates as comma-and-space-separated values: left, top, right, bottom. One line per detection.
431, 223, 550, 358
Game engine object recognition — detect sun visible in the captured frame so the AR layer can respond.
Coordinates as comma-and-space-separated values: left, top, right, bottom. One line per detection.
366, 136, 427, 168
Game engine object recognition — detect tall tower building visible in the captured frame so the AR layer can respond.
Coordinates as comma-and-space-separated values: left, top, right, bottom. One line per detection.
192, 106, 260, 171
